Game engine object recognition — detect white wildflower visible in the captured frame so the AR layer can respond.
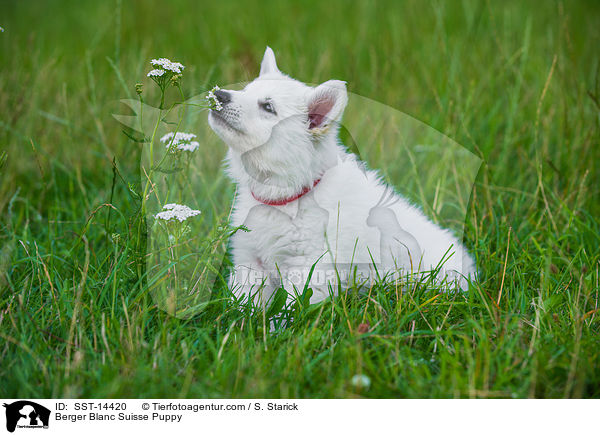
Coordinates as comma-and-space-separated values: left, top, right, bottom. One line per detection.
155, 203, 201, 222
147, 69, 165, 77
0, 27, 4, 33
160, 132, 200, 153
150, 58, 185, 74
177, 141, 200, 152
350, 374, 371, 389
160, 132, 196, 143
165, 61, 185, 73
205, 85, 223, 111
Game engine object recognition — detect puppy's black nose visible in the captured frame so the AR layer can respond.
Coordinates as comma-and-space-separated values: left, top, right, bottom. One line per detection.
214, 89, 231, 105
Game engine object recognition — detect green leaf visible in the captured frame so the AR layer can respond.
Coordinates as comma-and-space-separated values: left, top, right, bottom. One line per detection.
121, 129, 147, 143
266, 287, 288, 318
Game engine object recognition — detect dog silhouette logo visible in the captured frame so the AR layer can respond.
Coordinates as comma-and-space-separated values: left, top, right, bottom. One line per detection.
3, 401, 50, 432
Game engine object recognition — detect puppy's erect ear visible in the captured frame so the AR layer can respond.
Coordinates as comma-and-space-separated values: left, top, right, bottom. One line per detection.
259, 46, 281, 76
307, 80, 348, 131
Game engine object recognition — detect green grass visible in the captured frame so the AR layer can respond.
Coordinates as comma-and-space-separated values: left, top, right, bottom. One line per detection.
1, 0, 599, 398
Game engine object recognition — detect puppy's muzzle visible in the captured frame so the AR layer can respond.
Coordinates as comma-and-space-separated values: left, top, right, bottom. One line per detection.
214, 89, 231, 105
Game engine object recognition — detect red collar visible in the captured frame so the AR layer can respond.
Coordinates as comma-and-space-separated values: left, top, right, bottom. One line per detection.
251, 178, 321, 206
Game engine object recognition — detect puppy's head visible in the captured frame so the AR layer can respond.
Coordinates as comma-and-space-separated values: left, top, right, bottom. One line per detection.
208, 47, 348, 156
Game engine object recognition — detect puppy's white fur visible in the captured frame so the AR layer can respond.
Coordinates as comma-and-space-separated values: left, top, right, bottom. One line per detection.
209, 47, 475, 304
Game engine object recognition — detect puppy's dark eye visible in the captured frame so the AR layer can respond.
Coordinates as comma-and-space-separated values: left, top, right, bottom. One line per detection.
259, 101, 276, 115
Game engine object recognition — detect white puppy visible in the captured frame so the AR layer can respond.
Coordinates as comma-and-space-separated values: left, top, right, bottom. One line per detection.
208, 47, 475, 304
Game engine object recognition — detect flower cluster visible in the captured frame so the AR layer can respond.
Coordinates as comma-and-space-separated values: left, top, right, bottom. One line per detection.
160, 132, 200, 153
155, 203, 201, 222
149, 58, 185, 75
147, 69, 165, 77
205, 85, 223, 111
146, 58, 185, 93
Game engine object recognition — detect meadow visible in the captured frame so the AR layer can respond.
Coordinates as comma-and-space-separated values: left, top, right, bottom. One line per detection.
1, 0, 599, 398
